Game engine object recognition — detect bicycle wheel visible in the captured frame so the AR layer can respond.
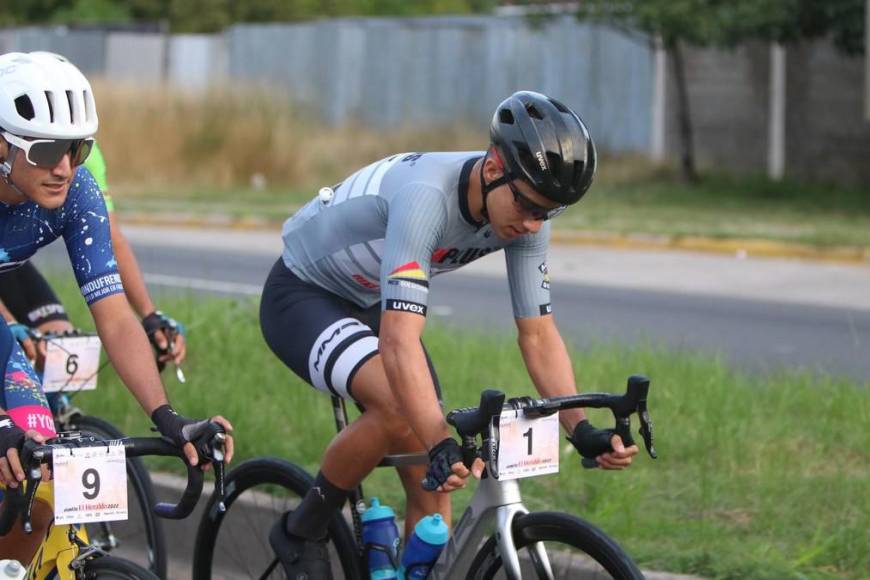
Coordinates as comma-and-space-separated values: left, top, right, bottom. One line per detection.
467, 511, 644, 580
192, 457, 362, 580
66, 414, 167, 579
81, 555, 161, 579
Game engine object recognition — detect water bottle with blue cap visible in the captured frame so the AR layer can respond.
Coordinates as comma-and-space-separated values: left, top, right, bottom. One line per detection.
399, 513, 449, 579
361, 497, 400, 579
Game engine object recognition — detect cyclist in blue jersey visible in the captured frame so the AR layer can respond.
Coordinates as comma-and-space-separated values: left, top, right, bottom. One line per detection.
0, 51, 233, 562
0, 139, 187, 372
261, 91, 638, 576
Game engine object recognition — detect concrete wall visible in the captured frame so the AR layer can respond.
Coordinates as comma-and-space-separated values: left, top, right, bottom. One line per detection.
666, 39, 870, 186
786, 41, 870, 186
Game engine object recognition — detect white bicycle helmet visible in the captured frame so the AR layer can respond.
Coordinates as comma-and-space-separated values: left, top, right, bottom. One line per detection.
0, 51, 98, 139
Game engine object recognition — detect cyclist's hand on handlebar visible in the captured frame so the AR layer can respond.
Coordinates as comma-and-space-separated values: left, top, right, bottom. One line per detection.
151, 405, 234, 468
569, 420, 639, 471
0, 418, 46, 488
597, 434, 639, 470
8, 322, 37, 361
422, 438, 484, 493
142, 311, 186, 368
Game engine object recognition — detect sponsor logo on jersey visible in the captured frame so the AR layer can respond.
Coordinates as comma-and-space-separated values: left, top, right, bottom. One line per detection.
352, 274, 379, 289
539, 261, 551, 290
539, 303, 552, 316
431, 246, 499, 266
387, 261, 429, 290
386, 299, 427, 316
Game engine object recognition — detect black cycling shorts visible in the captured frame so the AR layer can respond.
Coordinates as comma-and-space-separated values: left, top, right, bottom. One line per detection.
260, 259, 442, 403
0, 262, 69, 327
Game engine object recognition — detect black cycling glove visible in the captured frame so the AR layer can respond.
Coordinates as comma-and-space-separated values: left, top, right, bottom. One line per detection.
151, 405, 211, 457
142, 311, 184, 371
0, 415, 26, 460
422, 437, 464, 492
568, 420, 615, 460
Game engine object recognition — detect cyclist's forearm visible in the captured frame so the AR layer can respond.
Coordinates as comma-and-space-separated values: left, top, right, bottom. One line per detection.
380, 338, 449, 448
518, 322, 586, 432
91, 297, 168, 414
0, 299, 16, 323
110, 213, 156, 318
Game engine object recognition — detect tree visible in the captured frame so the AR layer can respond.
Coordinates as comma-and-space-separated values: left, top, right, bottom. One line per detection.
574, 0, 865, 182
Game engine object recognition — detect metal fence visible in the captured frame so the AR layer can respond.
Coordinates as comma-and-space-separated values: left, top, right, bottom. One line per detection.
0, 16, 654, 154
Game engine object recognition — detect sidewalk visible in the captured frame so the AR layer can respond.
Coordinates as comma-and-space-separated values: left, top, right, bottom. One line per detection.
122, 222, 870, 312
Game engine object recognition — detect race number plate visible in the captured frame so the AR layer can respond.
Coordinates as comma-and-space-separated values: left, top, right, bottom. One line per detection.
496, 410, 560, 480
42, 336, 102, 393
53, 444, 128, 524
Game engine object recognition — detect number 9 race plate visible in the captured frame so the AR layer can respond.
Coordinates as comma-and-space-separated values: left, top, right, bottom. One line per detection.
53, 444, 128, 524
42, 335, 102, 393
495, 410, 560, 481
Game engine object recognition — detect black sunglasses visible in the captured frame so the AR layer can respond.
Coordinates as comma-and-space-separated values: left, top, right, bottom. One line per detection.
505, 177, 566, 221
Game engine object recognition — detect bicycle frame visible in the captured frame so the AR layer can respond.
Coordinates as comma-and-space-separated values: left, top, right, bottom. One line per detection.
428, 473, 550, 580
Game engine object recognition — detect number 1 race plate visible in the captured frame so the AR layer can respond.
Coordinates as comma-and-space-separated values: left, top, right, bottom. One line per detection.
42, 336, 102, 393
53, 444, 128, 524
496, 410, 560, 480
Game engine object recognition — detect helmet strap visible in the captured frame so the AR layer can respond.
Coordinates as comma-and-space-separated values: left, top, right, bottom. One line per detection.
0, 145, 28, 198
478, 151, 508, 221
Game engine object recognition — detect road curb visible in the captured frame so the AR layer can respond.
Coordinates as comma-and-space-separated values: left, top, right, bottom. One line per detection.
120, 212, 870, 266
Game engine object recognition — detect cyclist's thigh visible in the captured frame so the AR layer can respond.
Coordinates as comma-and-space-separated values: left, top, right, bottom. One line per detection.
260, 259, 379, 401
0, 262, 69, 327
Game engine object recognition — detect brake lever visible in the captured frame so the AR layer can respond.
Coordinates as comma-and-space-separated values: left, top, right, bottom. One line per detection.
211, 432, 227, 513
638, 400, 657, 459
20, 440, 44, 533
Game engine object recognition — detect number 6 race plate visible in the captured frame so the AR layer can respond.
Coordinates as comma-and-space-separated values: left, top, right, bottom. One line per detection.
496, 410, 560, 481
42, 335, 102, 393
53, 444, 128, 525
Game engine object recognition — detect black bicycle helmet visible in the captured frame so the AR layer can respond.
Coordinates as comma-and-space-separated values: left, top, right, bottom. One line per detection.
490, 91, 596, 206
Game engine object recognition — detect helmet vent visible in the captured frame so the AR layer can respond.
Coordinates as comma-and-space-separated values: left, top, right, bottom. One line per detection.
14, 95, 35, 121
498, 108, 515, 125
573, 161, 587, 190
551, 100, 570, 114
66, 90, 75, 123
546, 152, 561, 174
525, 104, 543, 120
44, 91, 55, 122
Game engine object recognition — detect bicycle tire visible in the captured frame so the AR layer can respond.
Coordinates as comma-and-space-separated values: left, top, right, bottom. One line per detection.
81, 555, 161, 579
192, 456, 362, 580
466, 511, 644, 580
65, 414, 168, 579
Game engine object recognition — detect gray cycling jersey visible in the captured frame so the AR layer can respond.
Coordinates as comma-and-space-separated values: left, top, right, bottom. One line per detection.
281, 152, 552, 318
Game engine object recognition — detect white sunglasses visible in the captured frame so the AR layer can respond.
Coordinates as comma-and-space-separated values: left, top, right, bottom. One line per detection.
2, 131, 94, 168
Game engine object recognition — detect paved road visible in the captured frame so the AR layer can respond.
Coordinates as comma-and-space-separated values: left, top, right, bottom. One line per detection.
32, 224, 870, 382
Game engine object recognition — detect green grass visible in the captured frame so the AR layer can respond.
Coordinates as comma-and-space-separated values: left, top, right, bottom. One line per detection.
114, 169, 870, 249
53, 281, 868, 579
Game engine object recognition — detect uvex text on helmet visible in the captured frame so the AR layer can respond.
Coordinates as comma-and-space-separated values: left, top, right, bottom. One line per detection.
490, 91, 596, 206
0, 51, 98, 140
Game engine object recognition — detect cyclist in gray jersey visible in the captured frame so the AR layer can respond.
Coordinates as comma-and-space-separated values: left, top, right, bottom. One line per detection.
262, 91, 640, 577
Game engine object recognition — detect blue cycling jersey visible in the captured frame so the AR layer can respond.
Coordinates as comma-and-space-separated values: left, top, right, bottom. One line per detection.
0, 167, 123, 305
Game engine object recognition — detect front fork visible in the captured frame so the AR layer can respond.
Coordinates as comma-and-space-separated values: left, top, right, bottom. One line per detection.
495, 504, 553, 580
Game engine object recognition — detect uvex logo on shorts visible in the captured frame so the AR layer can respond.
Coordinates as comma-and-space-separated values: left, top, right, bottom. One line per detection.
432, 247, 498, 266
386, 300, 427, 316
